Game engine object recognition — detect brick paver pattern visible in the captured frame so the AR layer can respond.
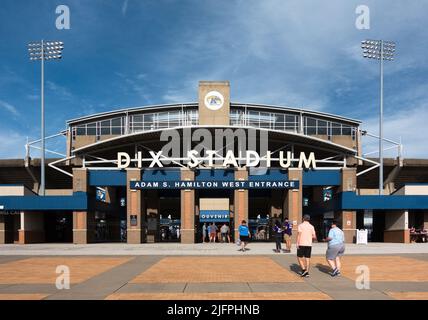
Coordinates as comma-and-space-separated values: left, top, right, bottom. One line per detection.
0, 257, 132, 284
386, 292, 428, 300
0, 294, 48, 300
106, 292, 331, 300
311, 256, 428, 282
131, 257, 303, 283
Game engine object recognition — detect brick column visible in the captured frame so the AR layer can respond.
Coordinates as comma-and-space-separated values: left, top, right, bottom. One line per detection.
336, 168, 357, 243
384, 210, 410, 243
73, 168, 89, 244
127, 169, 144, 244
234, 168, 248, 240
18, 211, 45, 244
287, 168, 302, 243
0, 215, 5, 244
181, 168, 195, 243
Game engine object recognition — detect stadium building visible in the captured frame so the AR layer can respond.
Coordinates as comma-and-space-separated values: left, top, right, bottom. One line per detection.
1, 81, 428, 245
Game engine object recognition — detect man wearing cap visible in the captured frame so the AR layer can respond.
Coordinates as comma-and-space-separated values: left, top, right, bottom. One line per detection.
296, 214, 317, 277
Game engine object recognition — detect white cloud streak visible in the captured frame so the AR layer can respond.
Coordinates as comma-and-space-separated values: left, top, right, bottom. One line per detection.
0, 99, 19, 116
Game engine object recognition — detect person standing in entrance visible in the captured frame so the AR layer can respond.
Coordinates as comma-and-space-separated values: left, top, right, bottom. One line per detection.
324, 220, 345, 277
273, 220, 284, 253
209, 223, 217, 243
238, 220, 251, 251
220, 223, 230, 243
283, 218, 292, 252
202, 223, 207, 243
296, 214, 316, 277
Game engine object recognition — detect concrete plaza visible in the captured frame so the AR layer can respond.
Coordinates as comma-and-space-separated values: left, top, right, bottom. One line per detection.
0, 243, 427, 300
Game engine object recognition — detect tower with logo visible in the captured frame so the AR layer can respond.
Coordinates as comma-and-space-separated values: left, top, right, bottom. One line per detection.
198, 81, 230, 125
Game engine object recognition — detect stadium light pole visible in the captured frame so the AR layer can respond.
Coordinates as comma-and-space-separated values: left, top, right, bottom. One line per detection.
28, 40, 64, 196
361, 39, 395, 195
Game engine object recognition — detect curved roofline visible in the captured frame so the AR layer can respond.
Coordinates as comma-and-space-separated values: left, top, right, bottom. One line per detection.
72, 125, 357, 155
67, 102, 361, 126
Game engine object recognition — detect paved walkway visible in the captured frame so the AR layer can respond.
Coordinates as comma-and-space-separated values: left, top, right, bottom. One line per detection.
1, 242, 428, 255
0, 253, 427, 300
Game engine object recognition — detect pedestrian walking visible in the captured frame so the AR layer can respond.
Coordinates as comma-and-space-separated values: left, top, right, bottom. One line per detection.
296, 214, 316, 277
273, 220, 284, 253
283, 217, 292, 252
202, 223, 207, 243
220, 223, 230, 243
324, 220, 345, 277
238, 220, 251, 251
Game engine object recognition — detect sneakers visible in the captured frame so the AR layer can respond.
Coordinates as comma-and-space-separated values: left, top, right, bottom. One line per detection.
331, 268, 341, 277
300, 270, 310, 277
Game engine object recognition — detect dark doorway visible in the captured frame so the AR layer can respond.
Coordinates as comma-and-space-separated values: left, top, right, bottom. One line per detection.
44, 211, 72, 243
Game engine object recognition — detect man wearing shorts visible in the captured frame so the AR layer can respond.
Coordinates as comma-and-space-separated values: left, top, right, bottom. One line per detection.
324, 220, 345, 277
238, 220, 251, 252
296, 215, 316, 277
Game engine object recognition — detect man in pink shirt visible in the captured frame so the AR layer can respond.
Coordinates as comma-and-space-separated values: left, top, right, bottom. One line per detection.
296, 214, 317, 277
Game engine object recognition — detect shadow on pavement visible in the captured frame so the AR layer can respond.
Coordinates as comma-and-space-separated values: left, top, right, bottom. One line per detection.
315, 263, 331, 275
290, 263, 301, 274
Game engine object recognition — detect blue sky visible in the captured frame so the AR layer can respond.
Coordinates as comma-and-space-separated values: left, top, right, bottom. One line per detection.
0, 0, 427, 158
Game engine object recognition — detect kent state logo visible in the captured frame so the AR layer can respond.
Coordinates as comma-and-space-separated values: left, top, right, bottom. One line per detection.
204, 91, 224, 111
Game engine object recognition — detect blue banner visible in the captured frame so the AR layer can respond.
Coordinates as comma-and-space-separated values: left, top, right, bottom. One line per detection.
199, 210, 230, 222
130, 180, 299, 190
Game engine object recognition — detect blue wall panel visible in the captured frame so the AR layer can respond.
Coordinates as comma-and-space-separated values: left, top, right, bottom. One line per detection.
303, 170, 341, 186
340, 192, 428, 210
89, 170, 127, 186
248, 168, 288, 181
0, 192, 87, 211
142, 169, 181, 181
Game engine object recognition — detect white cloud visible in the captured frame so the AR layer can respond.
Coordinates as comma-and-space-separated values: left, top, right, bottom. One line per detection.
122, 0, 129, 16
0, 129, 27, 158
46, 81, 73, 100
361, 104, 428, 158
0, 99, 19, 116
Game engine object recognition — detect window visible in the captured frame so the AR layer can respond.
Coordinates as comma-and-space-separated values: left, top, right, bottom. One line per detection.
86, 122, 96, 135
285, 115, 297, 132
259, 112, 272, 129
274, 114, 285, 131
305, 118, 316, 135
111, 118, 122, 135
76, 125, 86, 136
331, 122, 342, 135
342, 125, 352, 135
131, 115, 143, 132
100, 120, 111, 135
317, 120, 327, 135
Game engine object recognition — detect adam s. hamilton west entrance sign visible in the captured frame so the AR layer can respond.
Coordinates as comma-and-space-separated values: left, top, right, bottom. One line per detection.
130, 180, 300, 190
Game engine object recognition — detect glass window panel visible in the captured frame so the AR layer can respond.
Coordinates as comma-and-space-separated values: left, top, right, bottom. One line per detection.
317, 120, 327, 135
306, 118, 316, 135
100, 120, 111, 135
248, 111, 260, 127
274, 114, 285, 130
332, 122, 341, 135
86, 122, 96, 135
285, 115, 297, 131
76, 125, 86, 136
342, 125, 352, 135
132, 115, 143, 123
111, 118, 122, 135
